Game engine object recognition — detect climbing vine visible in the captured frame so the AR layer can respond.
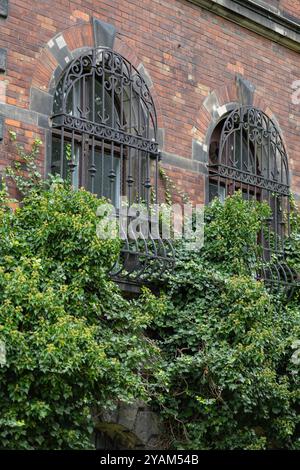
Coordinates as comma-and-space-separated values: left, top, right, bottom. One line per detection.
159, 166, 190, 205
0, 135, 163, 450
151, 193, 300, 450
0, 135, 299, 450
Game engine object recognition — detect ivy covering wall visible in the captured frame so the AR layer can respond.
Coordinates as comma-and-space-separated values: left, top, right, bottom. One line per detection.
0, 138, 299, 449
151, 194, 300, 449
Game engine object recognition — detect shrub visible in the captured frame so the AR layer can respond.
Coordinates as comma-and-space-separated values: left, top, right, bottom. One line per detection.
0, 185, 160, 449
151, 193, 300, 450
1, 136, 299, 450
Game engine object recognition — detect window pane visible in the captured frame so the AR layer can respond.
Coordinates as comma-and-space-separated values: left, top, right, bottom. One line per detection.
51, 137, 80, 186
209, 182, 225, 203
92, 151, 120, 208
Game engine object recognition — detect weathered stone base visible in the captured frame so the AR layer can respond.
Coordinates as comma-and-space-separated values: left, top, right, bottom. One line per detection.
93, 401, 163, 450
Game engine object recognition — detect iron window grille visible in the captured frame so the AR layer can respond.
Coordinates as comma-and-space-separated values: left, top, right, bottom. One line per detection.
208, 105, 299, 293
50, 47, 174, 286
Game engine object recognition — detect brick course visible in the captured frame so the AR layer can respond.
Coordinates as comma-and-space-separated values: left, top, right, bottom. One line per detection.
280, 0, 300, 17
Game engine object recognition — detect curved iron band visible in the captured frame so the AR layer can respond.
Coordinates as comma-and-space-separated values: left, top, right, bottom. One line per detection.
52, 114, 159, 156
208, 105, 297, 297
257, 258, 299, 299
110, 235, 175, 283
58, 48, 157, 126
209, 164, 290, 195
50, 47, 174, 286
218, 106, 288, 173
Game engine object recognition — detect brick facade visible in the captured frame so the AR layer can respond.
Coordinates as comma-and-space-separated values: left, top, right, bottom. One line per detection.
280, 1, 300, 18
0, 0, 300, 204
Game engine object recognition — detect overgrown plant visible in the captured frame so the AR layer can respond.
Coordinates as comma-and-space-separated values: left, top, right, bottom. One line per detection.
159, 167, 190, 205
0, 136, 162, 449
6, 131, 44, 197
151, 193, 300, 450
1, 135, 299, 450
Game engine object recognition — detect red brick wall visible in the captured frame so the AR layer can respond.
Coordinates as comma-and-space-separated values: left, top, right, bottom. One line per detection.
280, 0, 300, 17
0, 0, 300, 204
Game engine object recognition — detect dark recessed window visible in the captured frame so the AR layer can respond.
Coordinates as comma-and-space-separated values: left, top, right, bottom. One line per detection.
208, 106, 297, 292
51, 48, 158, 209
50, 47, 174, 285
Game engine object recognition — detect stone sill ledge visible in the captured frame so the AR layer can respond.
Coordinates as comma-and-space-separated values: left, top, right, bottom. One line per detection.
187, 0, 300, 52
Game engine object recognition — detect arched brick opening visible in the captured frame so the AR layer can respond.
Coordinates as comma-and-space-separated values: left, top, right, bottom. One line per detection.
191, 76, 291, 203
27, 18, 165, 178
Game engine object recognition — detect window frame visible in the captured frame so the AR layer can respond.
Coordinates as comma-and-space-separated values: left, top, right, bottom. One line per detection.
208, 105, 297, 293
50, 47, 174, 285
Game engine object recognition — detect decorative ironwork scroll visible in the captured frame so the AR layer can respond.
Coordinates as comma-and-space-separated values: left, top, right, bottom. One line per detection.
50, 47, 174, 285
208, 105, 299, 295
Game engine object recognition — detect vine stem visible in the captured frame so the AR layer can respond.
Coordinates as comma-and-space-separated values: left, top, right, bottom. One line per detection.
159, 166, 190, 205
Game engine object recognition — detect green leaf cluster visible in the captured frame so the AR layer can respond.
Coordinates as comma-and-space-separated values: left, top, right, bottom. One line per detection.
150, 193, 300, 450
1, 136, 299, 450
0, 185, 161, 449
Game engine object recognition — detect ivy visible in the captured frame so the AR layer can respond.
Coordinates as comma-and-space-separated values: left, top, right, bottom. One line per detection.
150, 192, 300, 450
159, 167, 190, 205
1, 135, 299, 450
0, 137, 162, 449
6, 131, 45, 197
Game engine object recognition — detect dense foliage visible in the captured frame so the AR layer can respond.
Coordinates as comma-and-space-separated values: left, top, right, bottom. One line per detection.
0, 184, 161, 449
0, 137, 299, 450
152, 193, 300, 450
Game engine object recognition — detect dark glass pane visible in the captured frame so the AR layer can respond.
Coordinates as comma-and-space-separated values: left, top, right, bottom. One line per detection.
51, 137, 80, 186
85, 77, 120, 127
91, 151, 120, 207
51, 137, 63, 175
209, 182, 225, 203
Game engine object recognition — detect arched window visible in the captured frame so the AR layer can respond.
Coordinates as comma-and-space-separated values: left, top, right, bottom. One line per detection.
208, 106, 297, 292
50, 48, 174, 285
